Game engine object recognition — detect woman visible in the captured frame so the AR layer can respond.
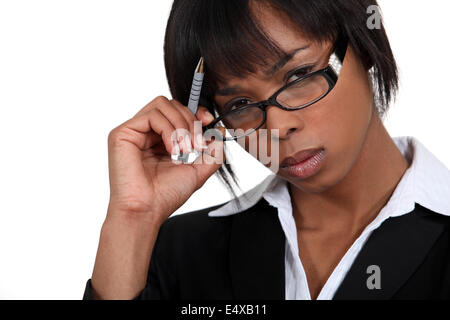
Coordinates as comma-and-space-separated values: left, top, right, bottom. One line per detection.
84, 0, 450, 300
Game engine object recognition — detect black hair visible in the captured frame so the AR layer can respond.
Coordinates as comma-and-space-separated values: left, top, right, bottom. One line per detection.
163, 0, 398, 206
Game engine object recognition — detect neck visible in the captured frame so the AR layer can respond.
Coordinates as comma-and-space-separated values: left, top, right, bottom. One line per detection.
289, 110, 410, 235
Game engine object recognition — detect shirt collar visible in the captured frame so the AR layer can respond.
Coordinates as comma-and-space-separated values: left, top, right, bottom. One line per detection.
208, 136, 450, 218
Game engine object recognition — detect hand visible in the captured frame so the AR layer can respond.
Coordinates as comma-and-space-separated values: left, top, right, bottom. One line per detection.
106, 96, 225, 225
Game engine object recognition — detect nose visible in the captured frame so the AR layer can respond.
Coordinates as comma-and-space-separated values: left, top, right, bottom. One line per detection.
264, 104, 305, 140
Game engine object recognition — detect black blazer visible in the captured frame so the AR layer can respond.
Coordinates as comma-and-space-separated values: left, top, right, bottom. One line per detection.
84, 197, 450, 300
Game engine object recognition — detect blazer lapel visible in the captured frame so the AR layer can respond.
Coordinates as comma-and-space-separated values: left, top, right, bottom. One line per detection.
333, 204, 445, 300
229, 198, 286, 299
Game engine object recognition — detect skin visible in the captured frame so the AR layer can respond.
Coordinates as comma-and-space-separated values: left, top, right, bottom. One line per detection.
91, 97, 223, 299
214, 3, 410, 299
90, 2, 409, 301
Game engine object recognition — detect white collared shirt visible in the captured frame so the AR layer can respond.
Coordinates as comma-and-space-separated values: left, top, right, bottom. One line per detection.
208, 136, 450, 299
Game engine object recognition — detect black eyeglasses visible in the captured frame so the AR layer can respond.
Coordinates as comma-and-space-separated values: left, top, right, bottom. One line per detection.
202, 33, 348, 141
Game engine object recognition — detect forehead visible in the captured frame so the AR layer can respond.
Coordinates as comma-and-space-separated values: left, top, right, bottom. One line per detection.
250, 2, 309, 49
215, 3, 328, 82
201, 1, 336, 104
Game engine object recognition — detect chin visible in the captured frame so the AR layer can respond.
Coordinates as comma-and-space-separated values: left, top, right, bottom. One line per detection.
284, 173, 330, 194
282, 159, 346, 194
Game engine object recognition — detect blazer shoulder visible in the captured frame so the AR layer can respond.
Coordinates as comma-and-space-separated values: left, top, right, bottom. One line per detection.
164, 201, 231, 228
415, 203, 450, 226
154, 197, 271, 251
154, 201, 234, 248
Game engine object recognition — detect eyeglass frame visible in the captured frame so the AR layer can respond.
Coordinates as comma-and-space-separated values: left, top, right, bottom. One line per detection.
201, 32, 349, 141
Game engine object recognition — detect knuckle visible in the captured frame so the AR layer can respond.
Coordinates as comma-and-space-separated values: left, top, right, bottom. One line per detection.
153, 95, 169, 105
108, 127, 120, 143
172, 99, 191, 114
107, 125, 133, 148
107, 130, 123, 148
169, 98, 181, 106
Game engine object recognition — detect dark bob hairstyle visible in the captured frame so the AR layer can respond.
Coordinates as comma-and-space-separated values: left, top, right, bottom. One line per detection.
163, 0, 399, 205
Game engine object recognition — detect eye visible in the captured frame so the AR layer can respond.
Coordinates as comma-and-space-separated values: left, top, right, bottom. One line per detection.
224, 98, 253, 112
286, 65, 314, 83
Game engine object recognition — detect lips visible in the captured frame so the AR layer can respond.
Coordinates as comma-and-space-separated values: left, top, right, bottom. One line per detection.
280, 148, 324, 168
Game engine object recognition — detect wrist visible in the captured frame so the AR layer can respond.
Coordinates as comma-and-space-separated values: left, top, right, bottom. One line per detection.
105, 200, 166, 230
92, 214, 160, 300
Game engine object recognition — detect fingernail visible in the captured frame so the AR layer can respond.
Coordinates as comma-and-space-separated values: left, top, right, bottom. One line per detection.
205, 111, 214, 122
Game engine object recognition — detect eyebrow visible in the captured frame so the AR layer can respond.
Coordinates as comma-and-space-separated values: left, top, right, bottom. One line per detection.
215, 45, 310, 97
265, 45, 310, 77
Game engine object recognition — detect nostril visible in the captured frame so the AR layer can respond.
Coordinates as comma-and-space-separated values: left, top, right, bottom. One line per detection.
287, 127, 297, 135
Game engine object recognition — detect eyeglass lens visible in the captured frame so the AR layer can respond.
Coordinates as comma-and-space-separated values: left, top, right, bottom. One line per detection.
213, 73, 330, 140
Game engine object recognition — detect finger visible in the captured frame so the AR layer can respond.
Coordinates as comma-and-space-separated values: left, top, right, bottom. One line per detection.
136, 97, 200, 153
196, 106, 216, 126
116, 108, 179, 155
152, 100, 194, 153
170, 99, 207, 151
133, 96, 170, 118
133, 97, 193, 154
189, 138, 226, 188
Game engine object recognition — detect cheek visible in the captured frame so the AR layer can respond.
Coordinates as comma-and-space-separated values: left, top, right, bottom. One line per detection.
318, 76, 373, 182
294, 62, 374, 188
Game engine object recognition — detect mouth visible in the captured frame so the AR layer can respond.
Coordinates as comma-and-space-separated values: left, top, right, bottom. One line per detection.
280, 147, 326, 179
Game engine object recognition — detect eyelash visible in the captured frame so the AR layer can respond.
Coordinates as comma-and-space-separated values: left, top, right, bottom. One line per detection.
285, 64, 315, 82
224, 64, 316, 111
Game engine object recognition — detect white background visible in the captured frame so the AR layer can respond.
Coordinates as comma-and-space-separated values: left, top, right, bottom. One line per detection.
0, 0, 448, 299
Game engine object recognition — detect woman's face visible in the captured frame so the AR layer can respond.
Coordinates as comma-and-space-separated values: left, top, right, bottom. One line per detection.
213, 4, 376, 194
